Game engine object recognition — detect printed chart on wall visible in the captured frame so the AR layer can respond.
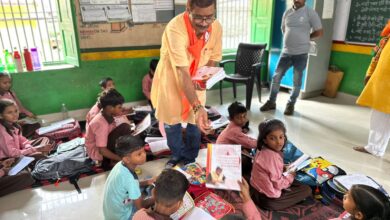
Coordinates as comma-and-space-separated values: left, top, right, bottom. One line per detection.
77, 0, 175, 49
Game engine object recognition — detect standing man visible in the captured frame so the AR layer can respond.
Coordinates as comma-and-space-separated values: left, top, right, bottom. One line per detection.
260, 0, 323, 115
151, 0, 222, 168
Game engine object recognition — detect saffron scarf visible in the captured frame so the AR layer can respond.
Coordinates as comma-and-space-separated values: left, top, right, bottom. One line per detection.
181, 12, 212, 120
372, 20, 390, 63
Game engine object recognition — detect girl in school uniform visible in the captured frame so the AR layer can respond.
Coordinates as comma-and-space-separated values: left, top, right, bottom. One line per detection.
330, 184, 390, 220
250, 119, 312, 210
0, 72, 40, 137
0, 99, 52, 161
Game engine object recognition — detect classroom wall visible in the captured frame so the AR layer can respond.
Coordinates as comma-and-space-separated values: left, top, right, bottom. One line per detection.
11, 0, 373, 116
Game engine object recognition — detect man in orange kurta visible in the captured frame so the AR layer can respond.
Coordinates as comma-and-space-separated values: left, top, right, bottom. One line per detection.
354, 21, 390, 157
151, 0, 222, 168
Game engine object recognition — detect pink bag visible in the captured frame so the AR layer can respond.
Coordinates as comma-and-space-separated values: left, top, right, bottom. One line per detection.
36, 120, 81, 141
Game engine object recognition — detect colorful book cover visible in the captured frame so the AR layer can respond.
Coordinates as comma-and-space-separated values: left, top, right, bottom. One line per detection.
177, 163, 207, 185
194, 191, 234, 219
206, 144, 241, 191
301, 157, 343, 184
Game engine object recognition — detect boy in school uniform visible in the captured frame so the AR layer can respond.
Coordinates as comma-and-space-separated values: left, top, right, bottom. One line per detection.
216, 102, 257, 149
86, 77, 115, 125
85, 89, 131, 168
133, 169, 189, 219
103, 135, 155, 220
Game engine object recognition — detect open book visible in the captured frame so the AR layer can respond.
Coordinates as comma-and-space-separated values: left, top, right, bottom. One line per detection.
210, 115, 229, 130
132, 114, 151, 136
8, 156, 35, 176
37, 118, 75, 135
170, 191, 233, 220
283, 154, 311, 176
206, 144, 241, 191
192, 66, 226, 89
333, 174, 388, 196
174, 162, 206, 185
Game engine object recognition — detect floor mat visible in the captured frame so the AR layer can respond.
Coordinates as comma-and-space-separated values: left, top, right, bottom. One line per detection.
215, 190, 343, 220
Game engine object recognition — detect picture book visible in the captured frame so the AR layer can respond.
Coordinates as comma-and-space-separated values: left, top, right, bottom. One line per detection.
193, 191, 234, 219
283, 154, 311, 176
206, 144, 241, 191
301, 157, 344, 184
170, 191, 233, 220
192, 66, 226, 89
174, 163, 206, 185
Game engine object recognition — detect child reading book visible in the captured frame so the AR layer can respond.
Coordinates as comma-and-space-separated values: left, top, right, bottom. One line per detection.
85, 89, 132, 168
86, 77, 115, 125
330, 184, 390, 220
250, 119, 312, 210
0, 72, 40, 137
0, 99, 52, 161
133, 169, 190, 219
103, 135, 155, 220
216, 102, 256, 149
0, 157, 35, 197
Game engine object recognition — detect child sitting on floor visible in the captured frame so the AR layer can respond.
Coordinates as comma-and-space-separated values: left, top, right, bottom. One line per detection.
86, 77, 115, 124
0, 157, 35, 197
250, 119, 312, 211
142, 59, 159, 106
85, 89, 132, 168
0, 99, 52, 161
330, 184, 390, 220
133, 169, 189, 219
216, 101, 256, 149
103, 135, 155, 220
0, 72, 40, 137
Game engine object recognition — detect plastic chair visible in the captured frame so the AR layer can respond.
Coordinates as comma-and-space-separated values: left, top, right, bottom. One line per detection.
219, 43, 267, 109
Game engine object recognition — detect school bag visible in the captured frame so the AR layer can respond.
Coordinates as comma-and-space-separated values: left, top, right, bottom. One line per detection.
35, 119, 81, 141
31, 139, 93, 193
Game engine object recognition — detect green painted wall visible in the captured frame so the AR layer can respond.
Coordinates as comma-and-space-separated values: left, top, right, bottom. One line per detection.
329, 51, 371, 96
12, 58, 152, 115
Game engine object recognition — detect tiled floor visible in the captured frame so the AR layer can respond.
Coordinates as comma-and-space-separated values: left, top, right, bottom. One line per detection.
1, 87, 389, 220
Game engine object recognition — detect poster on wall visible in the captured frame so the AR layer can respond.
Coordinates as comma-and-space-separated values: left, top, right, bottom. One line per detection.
76, 0, 174, 49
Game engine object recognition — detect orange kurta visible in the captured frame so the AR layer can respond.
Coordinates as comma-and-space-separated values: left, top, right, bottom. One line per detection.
151, 13, 222, 125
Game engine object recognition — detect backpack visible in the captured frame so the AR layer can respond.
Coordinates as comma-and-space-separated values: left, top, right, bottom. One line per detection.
31, 141, 93, 193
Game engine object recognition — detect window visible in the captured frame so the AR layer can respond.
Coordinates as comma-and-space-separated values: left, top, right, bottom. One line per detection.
0, 0, 78, 68
217, 0, 252, 51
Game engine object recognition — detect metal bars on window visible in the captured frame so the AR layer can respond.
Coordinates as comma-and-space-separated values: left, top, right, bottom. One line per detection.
217, 0, 252, 50
0, 0, 63, 64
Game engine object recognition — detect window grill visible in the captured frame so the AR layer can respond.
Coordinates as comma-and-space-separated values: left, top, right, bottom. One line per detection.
0, 0, 63, 64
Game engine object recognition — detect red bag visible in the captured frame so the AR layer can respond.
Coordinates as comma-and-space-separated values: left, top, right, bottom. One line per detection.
36, 120, 81, 141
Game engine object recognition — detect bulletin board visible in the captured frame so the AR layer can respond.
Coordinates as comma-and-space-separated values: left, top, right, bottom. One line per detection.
76, 0, 175, 49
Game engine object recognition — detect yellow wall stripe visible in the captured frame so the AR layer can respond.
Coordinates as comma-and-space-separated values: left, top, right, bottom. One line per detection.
80, 43, 372, 61
81, 49, 160, 61
331, 43, 372, 55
